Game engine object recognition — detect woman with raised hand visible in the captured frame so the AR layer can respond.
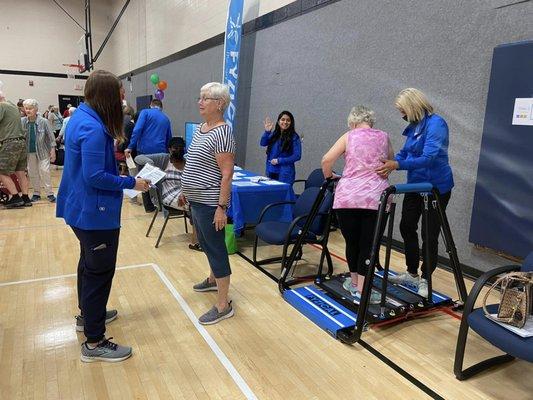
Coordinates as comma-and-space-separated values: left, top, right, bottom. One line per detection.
260, 111, 301, 185
57, 70, 150, 363
181, 82, 236, 325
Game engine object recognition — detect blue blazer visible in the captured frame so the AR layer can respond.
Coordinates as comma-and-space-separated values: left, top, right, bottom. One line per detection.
394, 113, 454, 194
260, 131, 302, 184
56, 102, 135, 230
128, 108, 172, 154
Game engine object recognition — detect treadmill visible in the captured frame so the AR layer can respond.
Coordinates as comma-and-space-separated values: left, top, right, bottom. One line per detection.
279, 179, 468, 343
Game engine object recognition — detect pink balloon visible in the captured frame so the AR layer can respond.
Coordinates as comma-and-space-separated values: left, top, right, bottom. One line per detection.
155, 89, 165, 100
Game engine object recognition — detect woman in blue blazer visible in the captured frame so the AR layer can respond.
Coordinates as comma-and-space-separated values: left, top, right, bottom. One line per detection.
57, 70, 150, 363
260, 110, 302, 185
377, 88, 454, 298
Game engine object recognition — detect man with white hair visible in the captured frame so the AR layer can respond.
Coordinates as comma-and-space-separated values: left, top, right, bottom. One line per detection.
0, 88, 32, 207
21, 99, 57, 202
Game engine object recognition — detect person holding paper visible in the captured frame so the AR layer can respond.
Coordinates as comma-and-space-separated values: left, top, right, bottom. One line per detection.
260, 110, 301, 185
376, 88, 454, 297
57, 70, 150, 363
181, 82, 235, 325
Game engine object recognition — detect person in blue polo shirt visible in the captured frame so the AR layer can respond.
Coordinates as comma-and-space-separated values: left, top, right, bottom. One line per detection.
57, 70, 150, 363
125, 98, 172, 211
376, 88, 454, 297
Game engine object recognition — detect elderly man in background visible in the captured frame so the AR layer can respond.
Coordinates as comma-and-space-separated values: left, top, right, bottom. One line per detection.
21, 99, 56, 202
0, 89, 32, 208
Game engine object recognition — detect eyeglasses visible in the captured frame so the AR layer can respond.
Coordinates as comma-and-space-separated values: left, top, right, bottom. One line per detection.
197, 97, 219, 102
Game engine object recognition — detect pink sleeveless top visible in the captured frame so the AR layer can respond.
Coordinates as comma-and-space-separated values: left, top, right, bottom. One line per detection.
333, 128, 391, 210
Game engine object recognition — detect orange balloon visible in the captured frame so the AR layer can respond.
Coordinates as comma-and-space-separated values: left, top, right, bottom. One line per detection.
157, 80, 168, 90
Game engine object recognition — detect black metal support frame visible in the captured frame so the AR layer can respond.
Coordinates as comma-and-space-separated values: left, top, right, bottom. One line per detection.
453, 264, 519, 380
250, 193, 334, 285
276, 181, 336, 292
337, 186, 467, 344
276, 180, 467, 344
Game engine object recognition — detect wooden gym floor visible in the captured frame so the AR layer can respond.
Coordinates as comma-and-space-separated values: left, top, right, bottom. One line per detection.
0, 170, 531, 400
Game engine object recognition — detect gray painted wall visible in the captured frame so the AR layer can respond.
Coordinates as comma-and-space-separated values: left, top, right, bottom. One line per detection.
124, 0, 533, 272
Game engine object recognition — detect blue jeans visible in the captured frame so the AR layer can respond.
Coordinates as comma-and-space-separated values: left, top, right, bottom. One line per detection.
190, 202, 231, 278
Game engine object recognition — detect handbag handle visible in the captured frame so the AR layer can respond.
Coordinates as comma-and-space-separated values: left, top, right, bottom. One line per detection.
482, 272, 532, 323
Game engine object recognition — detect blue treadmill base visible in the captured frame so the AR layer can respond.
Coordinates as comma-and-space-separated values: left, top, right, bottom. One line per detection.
283, 279, 452, 339
283, 285, 358, 338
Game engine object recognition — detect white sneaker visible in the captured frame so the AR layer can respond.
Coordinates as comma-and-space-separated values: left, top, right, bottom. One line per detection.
418, 279, 428, 298
388, 272, 419, 286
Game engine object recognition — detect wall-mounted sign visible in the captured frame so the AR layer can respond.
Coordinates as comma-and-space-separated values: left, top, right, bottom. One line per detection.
512, 98, 533, 126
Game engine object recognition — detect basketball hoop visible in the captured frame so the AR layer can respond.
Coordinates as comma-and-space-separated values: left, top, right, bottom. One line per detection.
63, 63, 84, 75
63, 64, 85, 91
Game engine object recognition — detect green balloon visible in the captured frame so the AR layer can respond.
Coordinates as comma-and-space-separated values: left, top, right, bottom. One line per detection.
150, 74, 160, 85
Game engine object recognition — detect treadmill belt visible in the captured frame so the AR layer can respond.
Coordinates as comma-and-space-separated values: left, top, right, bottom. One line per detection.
318, 273, 431, 322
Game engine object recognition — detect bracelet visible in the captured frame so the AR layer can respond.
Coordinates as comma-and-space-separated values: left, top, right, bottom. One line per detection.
217, 204, 227, 210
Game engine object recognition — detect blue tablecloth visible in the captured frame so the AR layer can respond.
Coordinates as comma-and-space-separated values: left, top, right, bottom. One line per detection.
228, 168, 293, 234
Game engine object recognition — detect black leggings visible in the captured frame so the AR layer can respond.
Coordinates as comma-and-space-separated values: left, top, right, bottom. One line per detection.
336, 208, 378, 275
399, 191, 451, 280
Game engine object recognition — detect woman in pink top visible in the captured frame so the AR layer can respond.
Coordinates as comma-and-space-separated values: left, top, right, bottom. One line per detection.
322, 105, 393, 304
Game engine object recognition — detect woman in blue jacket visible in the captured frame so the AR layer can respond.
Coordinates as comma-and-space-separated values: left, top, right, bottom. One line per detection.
377, 88, 454, 297
57, 70, 150, 363
260, 111, 302, 184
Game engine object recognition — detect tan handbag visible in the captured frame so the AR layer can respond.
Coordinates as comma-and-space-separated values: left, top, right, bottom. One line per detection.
482, 272, 533, 328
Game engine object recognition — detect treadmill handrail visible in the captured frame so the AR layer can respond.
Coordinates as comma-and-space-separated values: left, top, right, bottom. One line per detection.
394, 183, 433, 193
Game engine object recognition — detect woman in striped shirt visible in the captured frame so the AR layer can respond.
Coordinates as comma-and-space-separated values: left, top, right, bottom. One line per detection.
181, 82, 236, 325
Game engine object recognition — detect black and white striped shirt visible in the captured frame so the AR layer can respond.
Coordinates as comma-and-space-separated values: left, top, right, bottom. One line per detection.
181, 124, 235, 206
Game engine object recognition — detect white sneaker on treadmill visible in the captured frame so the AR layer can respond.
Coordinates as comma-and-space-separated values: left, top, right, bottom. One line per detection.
388, 272, 419, 287
418, 279, 428, 298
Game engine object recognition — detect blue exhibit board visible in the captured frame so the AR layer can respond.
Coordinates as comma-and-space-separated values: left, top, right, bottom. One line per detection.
469, 40, 533, 258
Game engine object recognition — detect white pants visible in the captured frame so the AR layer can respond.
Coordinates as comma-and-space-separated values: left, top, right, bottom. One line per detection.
27, 153, 53, 196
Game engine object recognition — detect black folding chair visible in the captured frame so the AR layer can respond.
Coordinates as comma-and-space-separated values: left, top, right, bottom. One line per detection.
146, 185, 188, 248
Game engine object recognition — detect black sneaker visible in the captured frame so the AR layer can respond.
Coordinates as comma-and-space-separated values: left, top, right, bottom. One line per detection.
31, 195, 41, 202
47, 194, 56, 203
5, 194, 24, 208
21, 195, 33, 207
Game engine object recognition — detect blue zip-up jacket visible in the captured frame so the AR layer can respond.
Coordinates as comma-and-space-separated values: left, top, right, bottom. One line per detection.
56, 102, 136, 230
128, 107, 172, 154
260, 130, 302, 184
394, 113, 454, 194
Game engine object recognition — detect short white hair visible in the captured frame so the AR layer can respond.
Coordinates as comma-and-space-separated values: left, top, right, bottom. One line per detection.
200, 82, 230, 112
347, 105, 376, 128
23, 98, 39, 110
68, 106, 77, 115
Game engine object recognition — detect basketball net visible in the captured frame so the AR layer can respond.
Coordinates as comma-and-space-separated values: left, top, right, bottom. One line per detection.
63, 64, 84, 91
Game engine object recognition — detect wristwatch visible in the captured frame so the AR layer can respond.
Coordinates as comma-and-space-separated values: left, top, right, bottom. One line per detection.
217, 204, 227, 210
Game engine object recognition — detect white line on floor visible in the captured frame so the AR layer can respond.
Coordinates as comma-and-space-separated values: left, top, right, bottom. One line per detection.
0, 263, 151, 287
151, 263, 258, 400
0, 262, 257, 399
